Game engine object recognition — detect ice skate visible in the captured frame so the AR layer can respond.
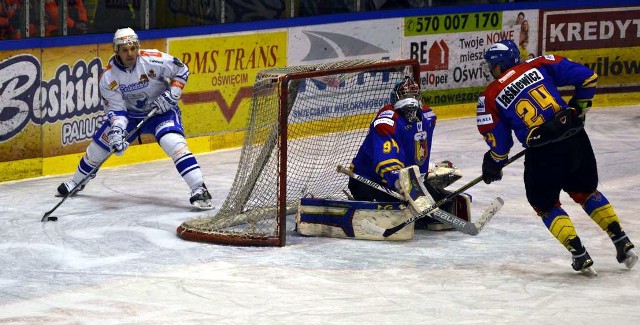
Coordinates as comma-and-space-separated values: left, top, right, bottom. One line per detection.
190, 183, 213, 210
571, 250, 597, 277
56, 180, 85, 197
614, 235, 638, 269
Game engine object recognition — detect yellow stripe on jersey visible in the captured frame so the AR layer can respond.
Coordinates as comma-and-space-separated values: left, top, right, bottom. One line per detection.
582, 73, 598, 88
375, 159, 404, 178
490, 150, 508, 162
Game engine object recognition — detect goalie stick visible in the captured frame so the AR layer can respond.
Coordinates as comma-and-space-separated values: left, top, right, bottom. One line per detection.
340, 149, 525, 237
336, 165, 503, 236
41, 108, 158, 222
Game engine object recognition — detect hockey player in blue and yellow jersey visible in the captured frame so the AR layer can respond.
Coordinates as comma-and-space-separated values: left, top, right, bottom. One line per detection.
350, 76, 436, 200
477, 39, 637, 275
348, 77, 472, 230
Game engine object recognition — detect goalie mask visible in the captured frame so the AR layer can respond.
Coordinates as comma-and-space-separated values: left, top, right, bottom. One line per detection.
391, 77, 422, 122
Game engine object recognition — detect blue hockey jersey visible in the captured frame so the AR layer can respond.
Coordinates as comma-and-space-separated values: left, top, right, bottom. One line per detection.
476, 54, 597, 162
351, 104, 437, 190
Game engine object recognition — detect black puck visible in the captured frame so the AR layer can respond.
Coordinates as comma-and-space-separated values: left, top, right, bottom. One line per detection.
48, 217, 58, 222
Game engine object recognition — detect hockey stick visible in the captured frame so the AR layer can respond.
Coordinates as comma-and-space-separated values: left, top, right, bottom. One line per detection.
347, 149, 525, 237
336, 165, 503, 235
41, 108, 158, 222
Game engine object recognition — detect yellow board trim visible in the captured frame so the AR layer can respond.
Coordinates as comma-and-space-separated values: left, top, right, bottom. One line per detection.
1, 91, 638, 183
0, 131, 245, 182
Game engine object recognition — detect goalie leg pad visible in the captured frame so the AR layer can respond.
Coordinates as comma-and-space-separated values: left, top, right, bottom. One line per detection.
295, 198, 414, 241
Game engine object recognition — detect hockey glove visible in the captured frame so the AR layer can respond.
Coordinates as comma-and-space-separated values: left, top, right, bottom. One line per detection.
152, 89, 180, 114
482, 151, 505, 184
568, 96, 592, 117
425, 160, 462, 189
526, 108, 583, 148
107, 126, 128, 156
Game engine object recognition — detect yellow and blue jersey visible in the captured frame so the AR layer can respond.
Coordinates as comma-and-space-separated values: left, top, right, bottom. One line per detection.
351, 103, 437, 189
477, 54, 597, 161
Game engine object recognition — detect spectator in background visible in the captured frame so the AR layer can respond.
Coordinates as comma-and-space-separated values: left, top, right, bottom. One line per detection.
91, 0, 139, 34
68, 0, 89, 34
45, 0, 89, 36
518, 14, 530, 60
298, 0, 353, 16
0, 0, 20, 39
365, 0, 427, 10
1, 0, 37, 39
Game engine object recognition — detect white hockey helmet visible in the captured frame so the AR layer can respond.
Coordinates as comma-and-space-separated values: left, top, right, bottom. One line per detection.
113, 27, 139, 52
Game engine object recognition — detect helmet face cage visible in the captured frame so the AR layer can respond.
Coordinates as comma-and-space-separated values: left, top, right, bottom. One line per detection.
395, 99, 421, 122
391, 77, 421, 104
113, 28, 140, 52
484, 40, 520, 72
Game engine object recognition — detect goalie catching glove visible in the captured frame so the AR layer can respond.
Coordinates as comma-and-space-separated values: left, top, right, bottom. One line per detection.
425, 160, 462, 189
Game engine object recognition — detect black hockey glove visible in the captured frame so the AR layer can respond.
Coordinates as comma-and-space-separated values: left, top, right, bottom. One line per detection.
568, 96, 592, 117
482, 151, 505, 184
525, 108, 583, 148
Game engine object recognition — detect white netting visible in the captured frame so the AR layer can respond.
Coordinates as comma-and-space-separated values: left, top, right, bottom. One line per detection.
177, 59, 420, 246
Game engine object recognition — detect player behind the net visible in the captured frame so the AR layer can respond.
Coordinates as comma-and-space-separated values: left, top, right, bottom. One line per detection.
477, 39, 637, 275
56, 27, 213, 210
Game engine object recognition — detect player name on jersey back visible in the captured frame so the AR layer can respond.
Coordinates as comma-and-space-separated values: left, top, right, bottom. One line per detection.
496, 68, 544, 108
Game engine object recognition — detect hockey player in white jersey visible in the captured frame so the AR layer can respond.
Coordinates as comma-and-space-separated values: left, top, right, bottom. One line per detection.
56, 27, 213, 209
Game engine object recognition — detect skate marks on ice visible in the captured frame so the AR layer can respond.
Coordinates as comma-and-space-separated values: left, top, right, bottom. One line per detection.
0, 107, 639, 324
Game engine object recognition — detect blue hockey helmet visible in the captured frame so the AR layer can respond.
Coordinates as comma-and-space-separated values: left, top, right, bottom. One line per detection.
390, 77, 421, 104
483, 40, 520, 72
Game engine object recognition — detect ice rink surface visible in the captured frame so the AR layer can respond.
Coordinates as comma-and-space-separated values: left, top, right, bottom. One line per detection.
1, 105, 640, 325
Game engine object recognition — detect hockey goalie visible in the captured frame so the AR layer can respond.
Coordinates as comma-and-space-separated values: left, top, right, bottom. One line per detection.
295, 77, 471, 240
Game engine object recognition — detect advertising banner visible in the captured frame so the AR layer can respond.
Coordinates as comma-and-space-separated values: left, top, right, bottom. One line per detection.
287, 19, 404, 118
170, 31, 288, 135
541, 7, 640, 90
288, 18, 403, 65
0, 40, 166, 163
403, 9, 539, 107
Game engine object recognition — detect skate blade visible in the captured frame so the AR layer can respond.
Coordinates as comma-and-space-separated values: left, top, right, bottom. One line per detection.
55, 192, 79, 198
623, 250, 639, 269
192, 200, 214, 210
580, 266, 598, 277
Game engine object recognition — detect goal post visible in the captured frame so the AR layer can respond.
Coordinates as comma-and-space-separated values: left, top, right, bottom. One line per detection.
177, 58, 421, 246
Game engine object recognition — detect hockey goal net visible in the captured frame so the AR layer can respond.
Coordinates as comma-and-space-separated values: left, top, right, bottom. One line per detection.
177, 58, 421, 246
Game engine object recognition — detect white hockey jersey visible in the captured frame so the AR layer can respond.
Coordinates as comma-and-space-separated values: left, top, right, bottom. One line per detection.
99, 49, 189, 119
